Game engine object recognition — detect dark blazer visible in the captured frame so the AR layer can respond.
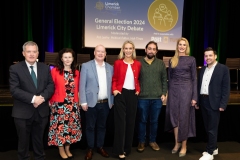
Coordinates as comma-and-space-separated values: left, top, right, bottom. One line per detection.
9, 61, 54, 119
198, 63, 230, 110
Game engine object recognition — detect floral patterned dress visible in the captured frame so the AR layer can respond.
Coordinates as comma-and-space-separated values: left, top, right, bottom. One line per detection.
48, 70, 81, 146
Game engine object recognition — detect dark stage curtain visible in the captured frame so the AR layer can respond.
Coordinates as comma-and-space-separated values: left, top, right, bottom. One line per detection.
0, 0, 239, 86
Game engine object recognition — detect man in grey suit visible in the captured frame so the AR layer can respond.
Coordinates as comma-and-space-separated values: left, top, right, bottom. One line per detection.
9, 41, 54, 160
197, 47, 230, 160
80, 44, 113, 160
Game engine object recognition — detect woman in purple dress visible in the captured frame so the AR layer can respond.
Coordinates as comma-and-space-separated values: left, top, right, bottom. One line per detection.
165, 37, 197, 157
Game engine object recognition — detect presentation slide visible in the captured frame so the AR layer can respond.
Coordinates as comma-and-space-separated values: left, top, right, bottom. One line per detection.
85, 0, 184, 50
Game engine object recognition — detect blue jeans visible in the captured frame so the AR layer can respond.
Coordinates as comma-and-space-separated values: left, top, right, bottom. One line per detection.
137, 99, 162, 143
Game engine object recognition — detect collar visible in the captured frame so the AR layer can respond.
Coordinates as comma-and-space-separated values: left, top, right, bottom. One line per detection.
25, 60, 37, 68
207, 61, 217, 69
94, 59, 105, 67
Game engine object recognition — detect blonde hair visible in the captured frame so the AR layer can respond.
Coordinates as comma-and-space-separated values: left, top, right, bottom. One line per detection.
118, 40, 136, 59
171, 37, 190, 68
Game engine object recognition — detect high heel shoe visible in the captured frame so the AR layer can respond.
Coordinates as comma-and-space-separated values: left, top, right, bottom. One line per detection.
179, 149, 187, 157
172, 144, 182, 154
59, 154, 69, 160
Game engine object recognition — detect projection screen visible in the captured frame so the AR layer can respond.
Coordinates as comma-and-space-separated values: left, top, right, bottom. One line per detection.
84, 0, 184, 50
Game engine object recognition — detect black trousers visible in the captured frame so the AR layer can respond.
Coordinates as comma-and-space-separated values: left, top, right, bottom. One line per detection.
200, 96, 220, 155
14, 109, 48, 160
85, 102, 109, 148
112, 88, 138, 155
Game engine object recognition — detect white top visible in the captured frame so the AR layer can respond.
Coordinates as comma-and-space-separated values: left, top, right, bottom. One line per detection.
200, 62, 217, 95
123, 62, 135, 90
95, 60, 108, 100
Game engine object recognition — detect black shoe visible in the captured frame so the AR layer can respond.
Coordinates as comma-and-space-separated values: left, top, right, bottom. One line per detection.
68, 155, 74, 159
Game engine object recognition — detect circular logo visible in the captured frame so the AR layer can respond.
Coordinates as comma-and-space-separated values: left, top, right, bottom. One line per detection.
95, 1, 104, 11
148, 0, 178, 32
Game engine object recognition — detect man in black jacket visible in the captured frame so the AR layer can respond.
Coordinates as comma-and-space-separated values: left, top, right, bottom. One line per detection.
9, 41, 54, 160
198, 47, 230, 160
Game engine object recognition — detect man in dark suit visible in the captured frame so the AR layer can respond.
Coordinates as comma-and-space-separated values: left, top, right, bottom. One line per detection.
9, 41, 54, 160
197, 47, 230, 160
80, 44, 113, 160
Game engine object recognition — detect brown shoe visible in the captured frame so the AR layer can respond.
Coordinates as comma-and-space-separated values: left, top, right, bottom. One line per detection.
149, 142, 160, 151
137, 143, 145, 152
85, 149, 93, 160
97, 147, 109, 158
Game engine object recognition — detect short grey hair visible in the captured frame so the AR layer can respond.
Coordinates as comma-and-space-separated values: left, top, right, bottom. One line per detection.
22, 41, 38, 51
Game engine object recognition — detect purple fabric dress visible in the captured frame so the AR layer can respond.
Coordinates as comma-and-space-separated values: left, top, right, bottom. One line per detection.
165, 56, 197, 142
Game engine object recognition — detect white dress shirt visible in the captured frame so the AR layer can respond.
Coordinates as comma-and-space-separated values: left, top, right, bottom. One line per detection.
95, 60, 108, 100
200, 62, 217, 95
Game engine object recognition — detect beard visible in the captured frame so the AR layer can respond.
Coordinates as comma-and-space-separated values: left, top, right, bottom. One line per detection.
146, 53, 155, 59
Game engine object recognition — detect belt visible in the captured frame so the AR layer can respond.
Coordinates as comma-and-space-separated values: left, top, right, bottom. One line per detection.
97, 99, 108, 103
201, 94, 209, 97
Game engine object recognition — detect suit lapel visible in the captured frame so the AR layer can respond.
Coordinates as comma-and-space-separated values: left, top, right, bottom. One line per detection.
36, 62, 42, 89
91, 60, 99, 84
209, 63, 220, 84
105, 63, 110, 91
21, 61, 37, 89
